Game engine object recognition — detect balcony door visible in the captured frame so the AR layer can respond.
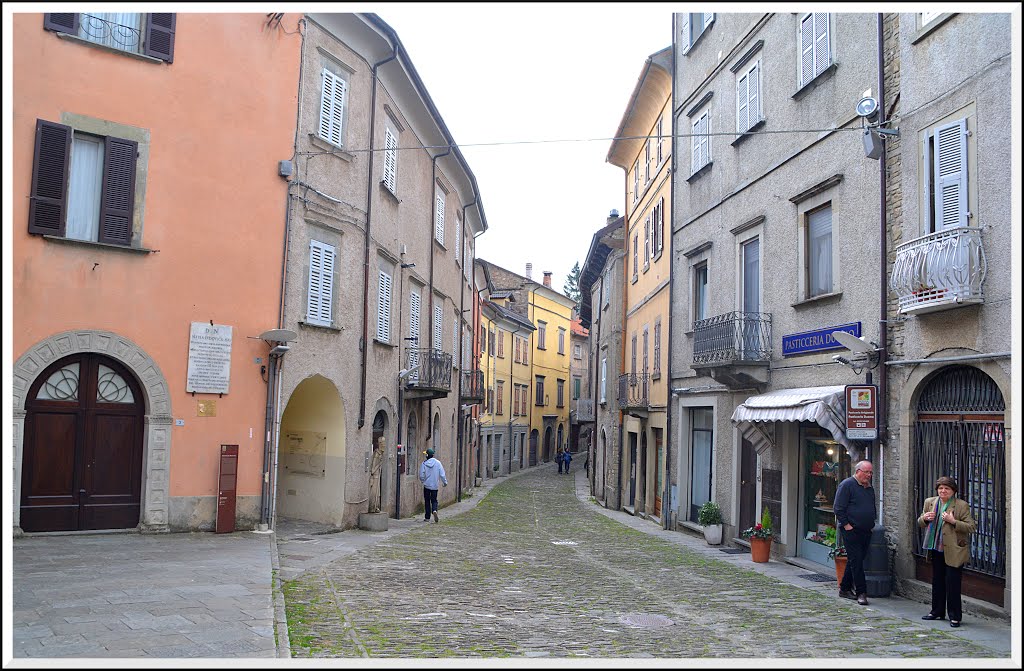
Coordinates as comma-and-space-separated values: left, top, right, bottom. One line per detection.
740, 237, 760, 358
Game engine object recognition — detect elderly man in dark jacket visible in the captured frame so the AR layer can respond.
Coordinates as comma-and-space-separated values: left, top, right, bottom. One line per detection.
834, 459, 877, 605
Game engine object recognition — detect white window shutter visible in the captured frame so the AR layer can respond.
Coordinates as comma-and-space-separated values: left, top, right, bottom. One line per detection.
319, 69, 345, 146
383, 127, 398, 193
409, 289, 420, 381
934, 119, 969, 229
434, 191, 445, 244
748, 62, 760, 125
799, 14, 814, 87
307, 240, 335, 326
737, 71, 749, 133
452, 317, 459, 363
644, 215, 651, 262
455, 218, 462, 264
600, 358, 607, 402
703, 12, 714, 28
681, 13, 691, 54
433, 303, 442, 351
377, 270, 392, 342
813, 13, 830, 79
691, 116, 701, 173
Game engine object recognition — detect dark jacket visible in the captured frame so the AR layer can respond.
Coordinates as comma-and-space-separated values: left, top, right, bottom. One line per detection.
834, 476, 876, 531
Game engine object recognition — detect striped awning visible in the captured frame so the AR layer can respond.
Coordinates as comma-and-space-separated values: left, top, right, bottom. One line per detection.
731, 385, 859, 459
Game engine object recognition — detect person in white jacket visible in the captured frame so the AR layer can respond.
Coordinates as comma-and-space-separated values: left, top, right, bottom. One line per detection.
418, 448, 448, 523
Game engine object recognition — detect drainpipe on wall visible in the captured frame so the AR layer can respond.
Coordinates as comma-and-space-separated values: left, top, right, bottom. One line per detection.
456, 199, 478, 502
358, 42, 398, 431
663, 36, 678, 532
591, 273, 604, 501
876, 12, 888, 528
424, 145, 452, 464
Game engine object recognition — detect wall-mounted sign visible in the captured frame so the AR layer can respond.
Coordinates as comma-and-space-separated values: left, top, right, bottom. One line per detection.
186, 322, 233, 394
845, 384, 878, 440
782, 322, 861, 356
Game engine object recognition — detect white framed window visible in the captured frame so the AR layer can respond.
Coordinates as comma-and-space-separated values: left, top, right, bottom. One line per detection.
319, 67, 348, 147
680, 12, 715, 55
307, 240, 336, 326
433, 303, 443, 352
434, 186, 446, 245
382, 125, 398, 194
632, 234, 639, 282
644, 138, 652, 183
736, 59, 762, 133
643, 214, 651, 269
921, 12, 943, 27
656, 116, 664, 164
807, 204, 833, 297
694, 262, 708, 323
574, 343, 582, 360
653, 198, 665, 257
798, 13, 831, 88
558, 327, 566, 355
741, 236, 760, 314
376, 267, 393, 342
600, 357, 607, 403
691, 108, 711, 174
633, 162, 640, 203
922, 117, 972, 232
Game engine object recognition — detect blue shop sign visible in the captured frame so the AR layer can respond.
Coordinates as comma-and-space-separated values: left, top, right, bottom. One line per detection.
782, 322, 861, 356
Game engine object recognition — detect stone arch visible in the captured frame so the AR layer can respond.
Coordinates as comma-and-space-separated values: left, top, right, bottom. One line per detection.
13, 330, 173, 534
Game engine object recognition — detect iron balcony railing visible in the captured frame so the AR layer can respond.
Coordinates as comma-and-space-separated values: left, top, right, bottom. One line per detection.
617, 373, 650, 410
405, 348, 453, 393
80, 13, 144, 54
692, 311, 772, 365
891, 226, 986, 315
460, 369, 484, 402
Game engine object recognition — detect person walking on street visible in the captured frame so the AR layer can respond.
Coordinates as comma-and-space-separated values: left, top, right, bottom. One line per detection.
419, 448, 447, 523
918, 476, 977, 628
834, 460, 877, 605
557, 447, 564, 474
562, 448, 572, 474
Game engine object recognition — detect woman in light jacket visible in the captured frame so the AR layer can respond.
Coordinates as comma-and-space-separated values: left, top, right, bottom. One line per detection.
917, 476, 977, 628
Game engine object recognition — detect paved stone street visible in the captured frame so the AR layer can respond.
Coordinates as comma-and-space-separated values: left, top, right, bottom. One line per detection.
280, 466, 1000, 659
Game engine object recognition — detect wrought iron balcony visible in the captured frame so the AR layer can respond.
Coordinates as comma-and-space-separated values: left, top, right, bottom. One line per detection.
404, 348, 452, 397
618, 373, 650, 411
891, 226, 986, 315
460, 369, 484, 402
79, 13, 144, 54
693, 311, 772, 365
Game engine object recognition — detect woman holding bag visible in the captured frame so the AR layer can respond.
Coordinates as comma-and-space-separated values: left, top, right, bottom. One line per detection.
917, 476, 977, 628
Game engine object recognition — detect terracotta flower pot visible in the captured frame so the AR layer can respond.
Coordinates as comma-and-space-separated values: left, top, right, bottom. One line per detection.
749, 537, 772, 563
833, 555, 848, 583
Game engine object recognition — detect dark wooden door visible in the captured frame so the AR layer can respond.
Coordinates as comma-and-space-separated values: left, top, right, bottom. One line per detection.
21, 354, 144, 532
529, 430, 538, 467
739, 438, 757, 534
654, 430, 663, 518
628, 433, 637, 508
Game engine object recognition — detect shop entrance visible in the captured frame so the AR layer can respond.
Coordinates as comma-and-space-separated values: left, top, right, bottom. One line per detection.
798, 424, 851, 565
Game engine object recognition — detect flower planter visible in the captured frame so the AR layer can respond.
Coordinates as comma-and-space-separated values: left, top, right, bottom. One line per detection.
702, 524, 723, 545
749, 537, 772, 563
832, 555, 848, 583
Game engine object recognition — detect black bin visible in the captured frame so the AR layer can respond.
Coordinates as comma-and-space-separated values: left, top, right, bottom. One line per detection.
864, 524, 892, 597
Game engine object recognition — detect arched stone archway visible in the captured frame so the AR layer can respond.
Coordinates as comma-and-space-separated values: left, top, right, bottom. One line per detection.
13, 330, 173, 534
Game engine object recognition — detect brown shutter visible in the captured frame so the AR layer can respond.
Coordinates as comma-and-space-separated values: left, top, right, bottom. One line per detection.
28, 119, 72, 237
144, 13, 176, 62
44, 13, 79, 33
98, 136, 137, 245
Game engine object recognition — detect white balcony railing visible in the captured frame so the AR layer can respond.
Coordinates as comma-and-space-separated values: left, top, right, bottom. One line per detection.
891, 226, 986, 315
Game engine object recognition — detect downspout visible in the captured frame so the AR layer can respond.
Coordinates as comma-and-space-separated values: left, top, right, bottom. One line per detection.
358, 42, 399, 430
591, 273, 604, 500
876, 12, 888, 527
456, 199, 478, 502
425, 146, 453, 458
508, 325, 515, 475
663, 40, 677, 532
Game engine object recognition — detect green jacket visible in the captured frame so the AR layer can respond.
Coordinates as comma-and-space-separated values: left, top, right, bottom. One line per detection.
917, 496, 977, 568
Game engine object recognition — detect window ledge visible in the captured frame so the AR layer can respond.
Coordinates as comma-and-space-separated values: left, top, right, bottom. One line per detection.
730, 118, 766, 147
653, 250, 664, 263
912, 14, 955, 44
687, 161, 713, 183
379, 181, 401, 204
792, 62, 839, 100
373, 338, 397, 348
308, 133, 354, 162
631, 275, 639, 285
55, 32, 165, 64
652, 372, 662, 381
642, 263, 650, 273
299, 320, 342, 332
684, 328, 695, 335
791, 290, 843, 309
433, 238, 447, 251
43, 235, 155, 254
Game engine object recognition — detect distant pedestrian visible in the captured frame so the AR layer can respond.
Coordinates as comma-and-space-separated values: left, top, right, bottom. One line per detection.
419, 448, 448, 523
834, 460, 877, 605
918, 476, 977, 628
557, 447, 564, 474
562, 449, 572, 474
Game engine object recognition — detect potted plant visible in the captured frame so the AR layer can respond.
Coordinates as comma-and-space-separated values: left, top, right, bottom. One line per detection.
697, 501, 723, 545
825, 528, 848, 583
741, 507, 774, 562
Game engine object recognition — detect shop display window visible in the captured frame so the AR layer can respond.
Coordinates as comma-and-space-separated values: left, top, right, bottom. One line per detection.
800, 426, 851, 562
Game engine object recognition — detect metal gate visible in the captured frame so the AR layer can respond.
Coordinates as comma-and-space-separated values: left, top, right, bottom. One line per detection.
912, 366, 1005, 590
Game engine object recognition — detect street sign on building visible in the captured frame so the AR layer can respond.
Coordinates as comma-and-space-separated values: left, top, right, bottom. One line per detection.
845, 385, 878, 440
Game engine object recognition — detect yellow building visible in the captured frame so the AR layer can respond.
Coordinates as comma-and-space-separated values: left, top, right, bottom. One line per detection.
607, 46, 673, 523
527, 273, 576, 465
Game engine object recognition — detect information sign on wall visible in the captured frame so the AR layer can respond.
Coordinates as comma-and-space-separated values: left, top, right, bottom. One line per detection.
845, 385, 878, 440
186, 322, 233, 394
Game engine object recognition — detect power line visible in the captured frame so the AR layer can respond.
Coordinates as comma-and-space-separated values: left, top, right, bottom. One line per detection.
296, 125, 876, 157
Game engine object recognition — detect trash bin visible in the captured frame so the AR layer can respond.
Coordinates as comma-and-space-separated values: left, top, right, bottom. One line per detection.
864, 524, 892, 597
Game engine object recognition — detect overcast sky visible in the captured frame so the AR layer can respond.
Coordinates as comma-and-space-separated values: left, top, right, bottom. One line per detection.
378, 3, 673, 293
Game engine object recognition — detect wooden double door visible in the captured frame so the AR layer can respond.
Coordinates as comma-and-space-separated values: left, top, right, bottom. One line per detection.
20, 353, 145, 532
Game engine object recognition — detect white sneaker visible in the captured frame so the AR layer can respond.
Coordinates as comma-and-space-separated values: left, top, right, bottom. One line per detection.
432, 511, 439, 523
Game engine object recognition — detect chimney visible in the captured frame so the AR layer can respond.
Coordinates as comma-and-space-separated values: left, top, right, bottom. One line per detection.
543, 271, 552, 288
525, 263, 533, 280
607, 208, 620, 224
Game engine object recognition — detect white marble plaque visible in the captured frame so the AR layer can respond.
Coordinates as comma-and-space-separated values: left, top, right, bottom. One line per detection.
186, 322, 233, 394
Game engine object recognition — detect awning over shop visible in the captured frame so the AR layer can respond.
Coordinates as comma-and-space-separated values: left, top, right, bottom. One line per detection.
731, 385, 860, 459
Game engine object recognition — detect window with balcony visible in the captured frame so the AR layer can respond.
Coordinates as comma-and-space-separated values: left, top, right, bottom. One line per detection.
694, 262, 709, 324
44, 13, 175, 62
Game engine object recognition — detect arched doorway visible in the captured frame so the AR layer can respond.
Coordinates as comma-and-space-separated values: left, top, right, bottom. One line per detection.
557, 424, 564, 455
529, 429, 539, 467
543, 426, 553, 463
21, 353, 145, 532
912, 365, 1006, 606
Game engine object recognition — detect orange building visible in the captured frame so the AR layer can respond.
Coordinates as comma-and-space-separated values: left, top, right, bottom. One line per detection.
11, 12, 302, 533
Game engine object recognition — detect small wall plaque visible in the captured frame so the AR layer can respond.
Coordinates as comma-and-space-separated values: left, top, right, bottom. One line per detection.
197, 400, 217, 417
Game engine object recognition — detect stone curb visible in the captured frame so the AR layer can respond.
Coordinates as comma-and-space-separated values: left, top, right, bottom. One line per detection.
267, 530, 291, 658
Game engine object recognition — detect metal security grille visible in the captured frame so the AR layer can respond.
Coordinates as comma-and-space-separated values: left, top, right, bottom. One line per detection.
912, 366, 1005, 579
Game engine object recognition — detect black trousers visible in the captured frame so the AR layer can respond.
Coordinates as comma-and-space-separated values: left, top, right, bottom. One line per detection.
423, 487, 438, 520
929, 551, 963, 620
839, 526, 872, 595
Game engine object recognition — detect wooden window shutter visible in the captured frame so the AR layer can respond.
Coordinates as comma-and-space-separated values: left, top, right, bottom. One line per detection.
691, 116, 701, 173
97, 135, 137, 245
383, 127, 398, 193
813, 13, 830, 79
307, 240, 335, 326
934, 119, 969, 229
377, 270, 392, 342
737, 70, 749, 133
28, 119, 72, 237
799, 13, 814, 87
433, 303, 442, 351
144, 13, 176, 63
319, 69, 346, 146
497, 329, 504, 357
44, 13, 79, 33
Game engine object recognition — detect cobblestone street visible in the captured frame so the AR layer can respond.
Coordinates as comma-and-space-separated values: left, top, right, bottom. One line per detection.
280, 467, 996, 659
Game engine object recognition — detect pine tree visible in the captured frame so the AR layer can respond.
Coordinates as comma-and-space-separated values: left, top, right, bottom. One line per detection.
563, 261, 582, 308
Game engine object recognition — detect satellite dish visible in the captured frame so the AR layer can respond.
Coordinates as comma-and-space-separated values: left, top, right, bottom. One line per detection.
259, 328, 298, 344
831, 330, 874, 354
